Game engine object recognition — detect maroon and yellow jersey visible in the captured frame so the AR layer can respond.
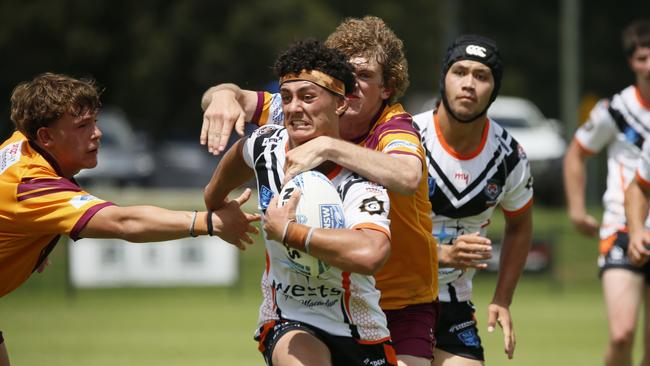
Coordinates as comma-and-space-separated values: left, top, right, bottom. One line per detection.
0, 131, 113, 296
252, 92, 437, 310
354, 104, 437, 310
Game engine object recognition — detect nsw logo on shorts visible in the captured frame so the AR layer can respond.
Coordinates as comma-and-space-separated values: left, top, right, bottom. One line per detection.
457, 329, 481, 348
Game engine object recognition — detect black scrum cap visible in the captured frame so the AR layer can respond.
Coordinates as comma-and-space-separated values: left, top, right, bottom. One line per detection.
439, 34, 503, 122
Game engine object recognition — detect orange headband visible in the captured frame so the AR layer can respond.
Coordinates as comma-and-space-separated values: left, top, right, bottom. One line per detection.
279, 69, 345, 96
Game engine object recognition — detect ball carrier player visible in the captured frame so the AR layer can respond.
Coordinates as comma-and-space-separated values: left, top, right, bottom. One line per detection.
204, 38, 398, 366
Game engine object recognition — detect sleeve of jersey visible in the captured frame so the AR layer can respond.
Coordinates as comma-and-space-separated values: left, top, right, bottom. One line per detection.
573, 99, 618, 155
341, 180, 391, 239
376, 116, 426, 165
636, 139, 650, 188
14, 178, 114, 240
241, 134, 256, 169
500, 157, 534, 217
251, 92, 284, 127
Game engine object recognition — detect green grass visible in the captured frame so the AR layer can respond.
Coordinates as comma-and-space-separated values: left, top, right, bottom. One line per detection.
0, 190, 642, 365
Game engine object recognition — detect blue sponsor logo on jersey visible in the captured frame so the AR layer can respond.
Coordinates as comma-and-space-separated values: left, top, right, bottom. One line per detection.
260, 185, 274, 210
427, 176, 437, 198
457, 329, 481, 348
319, 204, 345, 228
270, 93, 284, 124
624, 127, 640, 145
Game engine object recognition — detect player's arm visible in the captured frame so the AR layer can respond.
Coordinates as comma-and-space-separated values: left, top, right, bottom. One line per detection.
487, 206, 533, 360
204, 138, 256, 210
625, 178, 650, 265
284, 136, 422, 195
563, 139, 599, 236
80, 189, 259, 249
200, 83, 260, 154
264, 191, 390, 275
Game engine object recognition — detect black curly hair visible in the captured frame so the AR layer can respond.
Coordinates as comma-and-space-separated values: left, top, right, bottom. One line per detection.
274, 38, 356, 95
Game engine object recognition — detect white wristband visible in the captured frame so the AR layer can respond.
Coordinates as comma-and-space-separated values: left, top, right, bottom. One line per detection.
281, 219, 296, 244
189, 211, 198, 237
304, 227, 315, 254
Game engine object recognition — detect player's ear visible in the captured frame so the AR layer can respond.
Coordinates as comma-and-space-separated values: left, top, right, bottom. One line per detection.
35, 127, 56, 147
336, 95, 348, 116
380, 77, 394, 101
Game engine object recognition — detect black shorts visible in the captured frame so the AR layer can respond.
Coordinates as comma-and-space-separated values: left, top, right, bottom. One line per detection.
598, 231, 650, 283
255, 319, 397, 366
434, 301, 484, 361
0, 331, 3, 344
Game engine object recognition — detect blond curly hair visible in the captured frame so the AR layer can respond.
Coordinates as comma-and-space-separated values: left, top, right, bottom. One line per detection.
325, 16, 409, 104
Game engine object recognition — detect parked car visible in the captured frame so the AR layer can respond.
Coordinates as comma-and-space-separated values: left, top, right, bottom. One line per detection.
487, 96, 567, 205
150, 140, 216, 188
75, 107, 155, 187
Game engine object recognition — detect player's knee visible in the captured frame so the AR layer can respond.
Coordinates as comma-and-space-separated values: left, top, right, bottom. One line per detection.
610, 329, 635, 349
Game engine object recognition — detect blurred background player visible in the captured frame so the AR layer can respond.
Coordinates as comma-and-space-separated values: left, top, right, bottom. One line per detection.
413, 35, 533, 365
626, 137, 650, 266
563, 19, 650, 366
204, 38, 397, 366
0, 72, 260, 366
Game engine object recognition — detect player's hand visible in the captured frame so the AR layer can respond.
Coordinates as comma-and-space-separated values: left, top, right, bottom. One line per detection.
628, 230, 650, 266
439, 232, 492, 269
200, 89, 246, 155
568, 212, 599, 237
212, 188, 260, 250
264, 189, 300, 242
487, 302, 516, 359
36, 257, 51, 273
283, 136, 330, 184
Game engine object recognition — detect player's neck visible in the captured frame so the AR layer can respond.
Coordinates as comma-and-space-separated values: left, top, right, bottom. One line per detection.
637, 80, 650, 107
437, 107, 487, 156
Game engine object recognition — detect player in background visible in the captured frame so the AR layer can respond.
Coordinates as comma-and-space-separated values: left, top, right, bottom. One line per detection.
626, 138, 650, 265
412, 35, 533, 365
205, 38, 397, 366
564, 19, 650, 366
0, 73, 260, 366
200, 16, 493, 366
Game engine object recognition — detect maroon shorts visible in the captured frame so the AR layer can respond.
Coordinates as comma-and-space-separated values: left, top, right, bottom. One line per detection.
383, 300, 440, 359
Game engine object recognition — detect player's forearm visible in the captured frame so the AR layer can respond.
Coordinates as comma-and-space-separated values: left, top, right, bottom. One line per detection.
201, 83, 242, 111
287, 226, 390, 275
492, 210, 533, 306
325, 138, 422, 194
201, 83, 260, 121
563, 142, 589, 217
204, 139, 253, 209
625, 180, 650, 235
83, 206, 204, 242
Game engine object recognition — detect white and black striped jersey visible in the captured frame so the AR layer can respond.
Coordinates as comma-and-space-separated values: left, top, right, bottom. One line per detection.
242, 124, 392, 341
413, 110, 534, 302
574, 85, 650, 239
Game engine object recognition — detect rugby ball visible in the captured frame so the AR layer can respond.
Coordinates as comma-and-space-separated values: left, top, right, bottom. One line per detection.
277, 170, 345, 277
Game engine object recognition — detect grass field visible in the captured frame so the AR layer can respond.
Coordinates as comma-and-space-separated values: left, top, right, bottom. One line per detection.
0, 189, 644, 365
